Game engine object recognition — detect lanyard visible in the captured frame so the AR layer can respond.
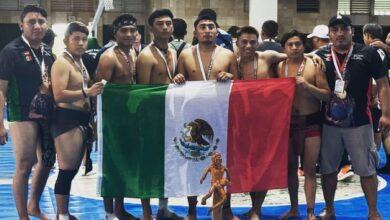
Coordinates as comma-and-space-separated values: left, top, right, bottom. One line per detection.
64, 51, 89, 89
331, 45, 353, 80
285, 58, 306, 77
21, 35, 46, 81
238, 54, 258, 79
152, 42, 175, 81
196, 44, 216, 81
117, 47, 136, 84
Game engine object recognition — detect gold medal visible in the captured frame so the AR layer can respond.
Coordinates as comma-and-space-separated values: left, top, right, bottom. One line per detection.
336, 90, 347, 99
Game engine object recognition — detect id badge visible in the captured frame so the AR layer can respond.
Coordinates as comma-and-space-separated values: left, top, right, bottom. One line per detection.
335, 79, 345, 93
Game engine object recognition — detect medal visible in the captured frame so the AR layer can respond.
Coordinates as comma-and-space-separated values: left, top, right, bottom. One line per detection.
336, 90, 347, 99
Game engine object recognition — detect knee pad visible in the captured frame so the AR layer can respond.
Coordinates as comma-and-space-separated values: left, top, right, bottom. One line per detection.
54, 169, 78, 195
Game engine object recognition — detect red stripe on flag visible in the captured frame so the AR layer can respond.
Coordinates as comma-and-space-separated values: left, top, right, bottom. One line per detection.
227, 78, 296, 193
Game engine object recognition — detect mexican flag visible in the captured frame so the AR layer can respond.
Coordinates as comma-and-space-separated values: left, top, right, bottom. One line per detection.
97, 78, 296, 198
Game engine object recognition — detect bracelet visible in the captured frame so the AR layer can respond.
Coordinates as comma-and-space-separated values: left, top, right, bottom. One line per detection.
82, 88, 87, 98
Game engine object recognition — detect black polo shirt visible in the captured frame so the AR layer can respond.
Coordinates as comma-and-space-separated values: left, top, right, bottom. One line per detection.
316, 43, 387, 127
0, 37, 55, 121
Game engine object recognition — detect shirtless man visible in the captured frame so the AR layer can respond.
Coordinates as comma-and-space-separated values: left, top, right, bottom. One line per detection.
276, 30, 330, 220
50, 21, 104, 220
95, 14, 139, 220
136, 9, 182, 220
235, 25, 286, 220
173, 14, 238, 220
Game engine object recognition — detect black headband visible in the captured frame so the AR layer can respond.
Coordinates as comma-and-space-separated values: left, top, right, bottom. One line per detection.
113, 19, 137, 34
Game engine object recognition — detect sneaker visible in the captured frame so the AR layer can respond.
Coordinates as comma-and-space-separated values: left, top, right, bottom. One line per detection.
337, 165, 354, 181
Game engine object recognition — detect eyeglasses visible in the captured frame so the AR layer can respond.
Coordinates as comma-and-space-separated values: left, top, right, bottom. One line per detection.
286, 41, 303, 47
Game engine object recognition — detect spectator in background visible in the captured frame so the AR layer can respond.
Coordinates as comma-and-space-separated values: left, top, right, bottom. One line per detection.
307, 25, 329, 51
169, 18, 191, 58
257, 20, 283, 53
133, 31, 145, 56
228, 25, 240, 56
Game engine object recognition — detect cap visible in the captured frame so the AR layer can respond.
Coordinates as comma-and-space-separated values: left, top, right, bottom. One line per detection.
328, 14, 352, 27
307, 25, 329, 39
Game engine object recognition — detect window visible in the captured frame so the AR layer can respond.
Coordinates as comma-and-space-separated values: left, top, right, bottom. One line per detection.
375, 0, 390, 15
351, 0, 371, 14
51, 0, 94, 12
110, 0, 145, 13
338, 0, 351, 15
0, 0, 40, 11
297, 0, 320, 13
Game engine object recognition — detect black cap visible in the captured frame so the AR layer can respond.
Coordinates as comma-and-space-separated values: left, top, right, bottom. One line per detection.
328, 14, 352, 27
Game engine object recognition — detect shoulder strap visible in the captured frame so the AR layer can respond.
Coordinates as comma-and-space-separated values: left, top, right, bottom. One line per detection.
176, 42, 186, 58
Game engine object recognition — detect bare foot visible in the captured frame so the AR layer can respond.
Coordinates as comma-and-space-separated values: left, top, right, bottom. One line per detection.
186, 213, 197, 220
27, 205, 50, 220
115, 209, 139, 220
368, 212, 381, 220
157, 209, 184, 220
317, 208, 335, 220
249, 211, 260, 220
142, 214, 153, 220
222, 207, 239, 220
278, 210, 299, 220
306, 212, 316, 220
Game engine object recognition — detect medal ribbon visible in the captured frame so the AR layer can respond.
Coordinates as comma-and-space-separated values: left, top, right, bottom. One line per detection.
64, 51, 89, 90
152, 42, 176, 81
117, 47, 136, 84
196, 44, 216, 81
284, 57, 306, 77
21, 35, 47, 82
331, 45, 353, 80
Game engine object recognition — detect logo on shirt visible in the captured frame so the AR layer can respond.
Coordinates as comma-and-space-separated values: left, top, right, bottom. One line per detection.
22, 51, 32, 62
351, 54, 364, 61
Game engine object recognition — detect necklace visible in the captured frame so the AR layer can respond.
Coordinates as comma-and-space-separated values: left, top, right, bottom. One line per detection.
284, 57, 306, 77
196, 44, 217, 80
116, 46, 136, 84
238, 53, 258, 80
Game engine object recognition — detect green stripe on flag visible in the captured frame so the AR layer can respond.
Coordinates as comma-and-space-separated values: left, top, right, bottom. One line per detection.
101, 83, 168, 198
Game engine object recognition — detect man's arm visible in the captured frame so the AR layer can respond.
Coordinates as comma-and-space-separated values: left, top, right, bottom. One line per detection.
260, 50, 287, 66
95, 53, 114, 82
0, 80, 8, 145
217, 52, 238, 81
296, 65, 330, 101
172, 51, 187, 84
136, 52, 153, 84
52, 59, 103, 102
377, 77, 390, 133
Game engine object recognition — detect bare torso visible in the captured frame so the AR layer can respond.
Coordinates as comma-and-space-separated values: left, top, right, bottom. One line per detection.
239, 52, 276, 79
138, 45, 176, 84
278, 58, 320, 115
55, 55, 90, 112
102, 46, 137, 84
179, 45, 237, 81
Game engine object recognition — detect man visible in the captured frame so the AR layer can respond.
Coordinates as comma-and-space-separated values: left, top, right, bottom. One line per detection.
96, 14, 140, 220
192, 8, 234, 52
136, 9, 183, 220
387, 33, 390, 46
257, 20, 284, 53
275, 30, 330, 220
51, 21, 104, 220
307, 25, 329, 51
363, 23, 390, 174
133, 31, 145, 56
169, 18, 191, 58
0, 5, 55, 220
235, 26, 287, 220
316, 15, 390, 220
173, 14, 238, 220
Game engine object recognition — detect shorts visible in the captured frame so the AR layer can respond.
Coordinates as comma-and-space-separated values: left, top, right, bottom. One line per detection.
51, 107, 91, 140
371, 107, 381, 133
320, 124, 378, 177
290, 112, 322, 155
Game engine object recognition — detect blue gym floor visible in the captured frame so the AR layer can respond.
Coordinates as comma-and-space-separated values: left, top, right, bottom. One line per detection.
1, 135, 390, 219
